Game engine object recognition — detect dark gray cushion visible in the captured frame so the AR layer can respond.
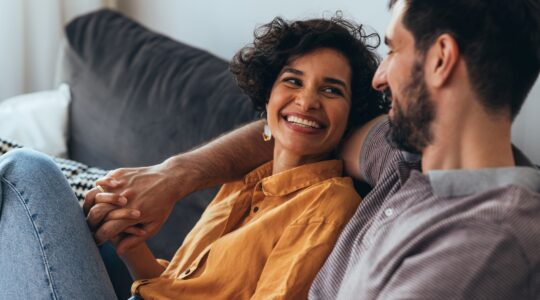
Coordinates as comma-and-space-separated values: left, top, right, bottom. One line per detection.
63, 9, 255, 258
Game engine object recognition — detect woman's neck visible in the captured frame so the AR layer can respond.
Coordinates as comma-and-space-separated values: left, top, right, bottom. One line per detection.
272, 147, 329, 174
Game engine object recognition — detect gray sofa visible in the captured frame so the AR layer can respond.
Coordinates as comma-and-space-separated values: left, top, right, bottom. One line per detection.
58, 9, 257, 259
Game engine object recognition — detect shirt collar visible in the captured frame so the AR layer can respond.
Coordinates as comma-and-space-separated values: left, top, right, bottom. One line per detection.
244, 160, 343, 197
428, 166, 540, 198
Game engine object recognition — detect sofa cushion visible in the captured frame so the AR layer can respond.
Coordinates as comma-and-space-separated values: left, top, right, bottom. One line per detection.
0, 84, 71, 158
64, 9, 255, 169
0, 137, 108, 203
62, 9, 256, 258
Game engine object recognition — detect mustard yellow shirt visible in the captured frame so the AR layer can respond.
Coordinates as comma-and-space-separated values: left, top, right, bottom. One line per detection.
132, 160, 361, 299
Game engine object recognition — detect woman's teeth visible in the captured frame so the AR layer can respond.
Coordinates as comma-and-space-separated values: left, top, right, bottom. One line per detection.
286, 115, 321, 129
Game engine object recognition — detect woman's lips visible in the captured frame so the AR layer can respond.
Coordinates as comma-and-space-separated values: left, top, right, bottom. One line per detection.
281, 114, 325, 134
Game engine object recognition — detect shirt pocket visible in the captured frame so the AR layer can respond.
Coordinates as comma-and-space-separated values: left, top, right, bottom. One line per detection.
178, 245, 212, 279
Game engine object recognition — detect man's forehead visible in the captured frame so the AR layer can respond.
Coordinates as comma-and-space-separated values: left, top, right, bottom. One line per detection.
385, 0, 407, 44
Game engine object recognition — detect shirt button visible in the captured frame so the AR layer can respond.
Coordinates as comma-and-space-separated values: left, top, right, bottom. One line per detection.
384, 208, 394, 217
253, 206, 259, 213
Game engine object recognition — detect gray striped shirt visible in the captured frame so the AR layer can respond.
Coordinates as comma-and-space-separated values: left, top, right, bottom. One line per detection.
309, 119, 540, 299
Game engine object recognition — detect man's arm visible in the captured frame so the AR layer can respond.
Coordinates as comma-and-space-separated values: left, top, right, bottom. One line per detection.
341, 115, 387, 181
85, 120, 273, 254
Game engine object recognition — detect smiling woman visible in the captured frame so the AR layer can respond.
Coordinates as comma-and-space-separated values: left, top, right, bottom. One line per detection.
231, 16, 387, 133
267, 48, 353, 173
115, 15, 388, 299
230, 16, 388, 175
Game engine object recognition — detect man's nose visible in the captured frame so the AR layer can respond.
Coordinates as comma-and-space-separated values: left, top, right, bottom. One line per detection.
372, 58, 388, 92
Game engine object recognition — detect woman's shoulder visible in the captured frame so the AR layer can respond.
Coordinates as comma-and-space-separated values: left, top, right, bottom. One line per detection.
293, 175, 361, 226
306, 173, 358, 194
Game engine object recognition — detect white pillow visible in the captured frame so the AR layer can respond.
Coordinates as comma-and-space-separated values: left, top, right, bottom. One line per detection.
0, 84, 71, 157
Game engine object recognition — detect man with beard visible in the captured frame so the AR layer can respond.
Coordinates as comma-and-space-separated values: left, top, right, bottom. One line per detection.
87, 0, 540, 298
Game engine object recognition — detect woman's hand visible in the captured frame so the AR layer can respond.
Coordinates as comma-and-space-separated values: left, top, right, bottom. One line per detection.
83, 189, 146, 246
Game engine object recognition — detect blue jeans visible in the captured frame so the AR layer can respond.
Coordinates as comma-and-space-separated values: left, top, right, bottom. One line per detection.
0, 149, 125, 299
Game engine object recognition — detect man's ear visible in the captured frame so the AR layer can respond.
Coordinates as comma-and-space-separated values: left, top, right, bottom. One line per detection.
424, 34, 460, 88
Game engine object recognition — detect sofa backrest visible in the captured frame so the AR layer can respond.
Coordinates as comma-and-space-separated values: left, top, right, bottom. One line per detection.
59, 9, 256, 259
62, 9, 255, 169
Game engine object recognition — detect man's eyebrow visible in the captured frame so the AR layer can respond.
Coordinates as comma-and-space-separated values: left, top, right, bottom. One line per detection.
324, 77, 348, 89
282, 67, 303, 75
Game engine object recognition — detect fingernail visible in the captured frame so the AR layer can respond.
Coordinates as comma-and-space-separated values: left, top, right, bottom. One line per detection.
119, 197, 128, 205
131, 210, 141, 217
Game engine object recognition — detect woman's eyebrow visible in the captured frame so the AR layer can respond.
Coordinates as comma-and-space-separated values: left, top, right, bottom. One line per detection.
282, 67, 303, 75
324, 77, 348, 89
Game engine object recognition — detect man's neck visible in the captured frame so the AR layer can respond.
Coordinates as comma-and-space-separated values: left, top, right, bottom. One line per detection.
421, 103, 515, 172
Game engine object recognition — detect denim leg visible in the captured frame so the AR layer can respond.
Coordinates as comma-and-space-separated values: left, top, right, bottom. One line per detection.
0, 149, 117, 300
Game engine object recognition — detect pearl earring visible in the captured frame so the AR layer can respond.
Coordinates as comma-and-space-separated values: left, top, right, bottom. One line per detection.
262, 123, 272, 142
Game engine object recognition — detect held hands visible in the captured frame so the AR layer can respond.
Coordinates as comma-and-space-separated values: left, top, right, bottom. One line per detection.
83, 159, 194, 255
83, 189, 145, 248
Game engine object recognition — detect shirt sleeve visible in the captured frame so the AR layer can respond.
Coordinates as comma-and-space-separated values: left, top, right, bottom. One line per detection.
378, 223, 532, 299
250, 221, 344, 300
359, 117, 405, 187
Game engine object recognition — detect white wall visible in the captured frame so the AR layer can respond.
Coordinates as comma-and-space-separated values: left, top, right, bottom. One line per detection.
0, 0, 117, 101
117, 0, 539, 164
117, 0, 389, 61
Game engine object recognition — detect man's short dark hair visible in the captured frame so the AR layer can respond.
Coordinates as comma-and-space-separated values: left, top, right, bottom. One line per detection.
230, 14, 389, 132
388, 0, 540, 119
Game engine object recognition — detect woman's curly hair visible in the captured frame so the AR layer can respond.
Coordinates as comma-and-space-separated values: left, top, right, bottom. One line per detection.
230, 13, 389, 132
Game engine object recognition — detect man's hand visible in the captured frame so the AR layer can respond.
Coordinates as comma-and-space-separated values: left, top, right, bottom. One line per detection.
83, 158, 196, 255
84, 120, 273, 254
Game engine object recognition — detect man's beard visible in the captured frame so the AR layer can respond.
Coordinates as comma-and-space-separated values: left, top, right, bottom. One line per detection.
386, 60, 435, 154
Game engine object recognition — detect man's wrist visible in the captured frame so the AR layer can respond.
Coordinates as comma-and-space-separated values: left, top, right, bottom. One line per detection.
161, 154, 209, 200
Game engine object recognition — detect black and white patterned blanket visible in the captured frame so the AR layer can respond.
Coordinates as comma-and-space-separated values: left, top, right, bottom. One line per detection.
0, 138, 107, 203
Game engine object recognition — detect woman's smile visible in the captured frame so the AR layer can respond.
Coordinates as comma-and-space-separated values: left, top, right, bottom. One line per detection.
266, 47, 352, 168
281, 112, 326, 134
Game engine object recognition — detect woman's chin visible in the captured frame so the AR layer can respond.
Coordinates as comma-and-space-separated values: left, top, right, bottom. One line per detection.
276, 144, 333, 162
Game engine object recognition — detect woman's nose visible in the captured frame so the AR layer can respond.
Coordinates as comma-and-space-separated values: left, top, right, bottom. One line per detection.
294, 89, 320, 111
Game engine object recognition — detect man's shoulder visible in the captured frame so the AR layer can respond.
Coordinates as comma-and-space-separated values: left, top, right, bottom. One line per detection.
422, 185, 540, 267
487, 185, 540, 258
382, 178, 540, 255
453, 176, 540, 231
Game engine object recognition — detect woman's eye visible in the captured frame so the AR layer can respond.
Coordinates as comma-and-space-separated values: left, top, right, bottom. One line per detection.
283, 77, 301, 86
323, 87, 344, 96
